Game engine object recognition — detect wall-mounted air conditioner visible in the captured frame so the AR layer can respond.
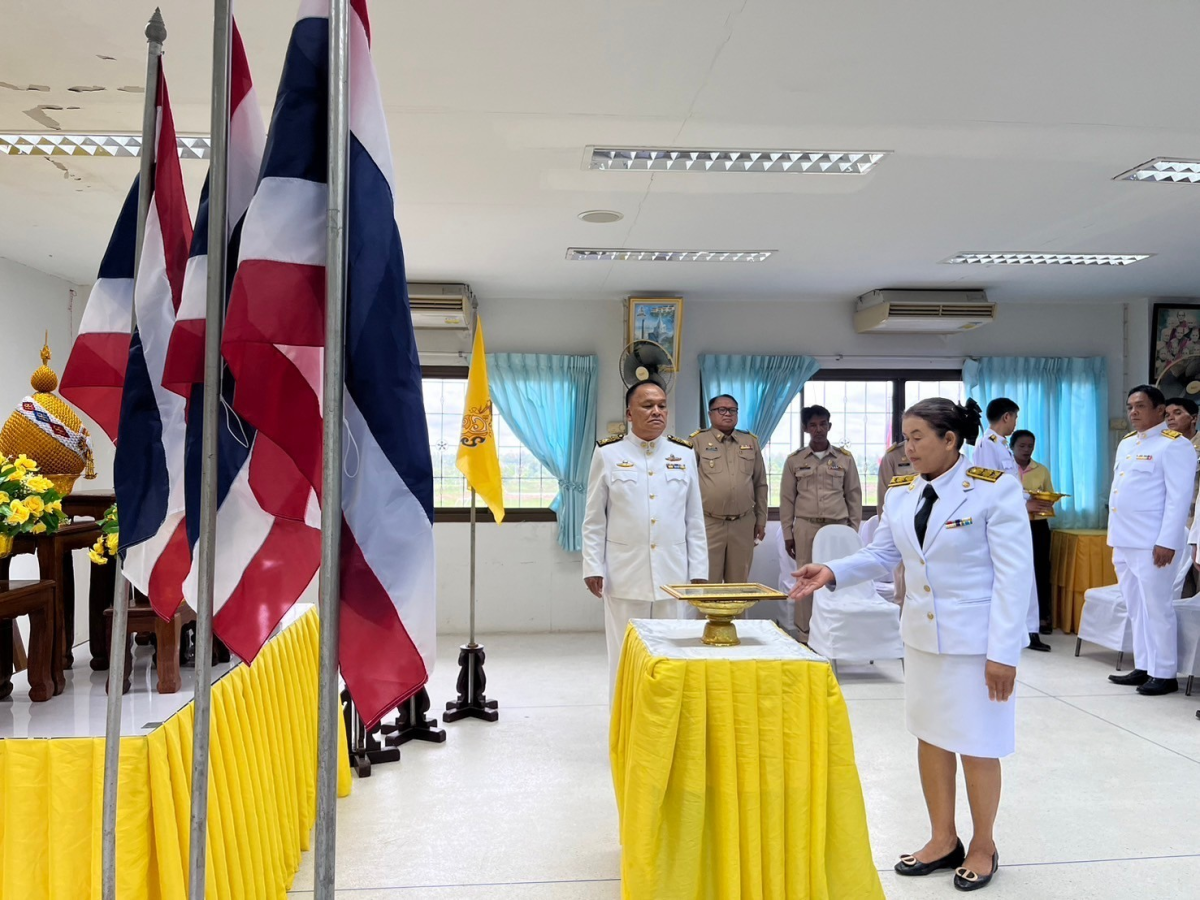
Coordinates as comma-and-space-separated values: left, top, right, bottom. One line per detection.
409, 282, 475, 330
854, 290, 995, 334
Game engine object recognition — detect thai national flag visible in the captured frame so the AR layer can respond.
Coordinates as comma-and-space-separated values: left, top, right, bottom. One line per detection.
159, 21, 322, 633
60, 177, 139, 441
112, 63, 193, 612
222, 0, 435, 727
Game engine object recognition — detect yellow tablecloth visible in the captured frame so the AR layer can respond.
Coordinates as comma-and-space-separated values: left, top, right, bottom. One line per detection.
0, 607, 351, 899
610, 619, 883, 900
1051, 529, 1116, 634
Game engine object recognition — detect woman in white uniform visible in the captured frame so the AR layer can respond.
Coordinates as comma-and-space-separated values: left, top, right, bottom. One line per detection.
790, 398, 1031, 892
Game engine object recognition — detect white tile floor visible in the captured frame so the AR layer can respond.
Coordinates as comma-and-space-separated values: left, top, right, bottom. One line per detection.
286, 630, 1200, 899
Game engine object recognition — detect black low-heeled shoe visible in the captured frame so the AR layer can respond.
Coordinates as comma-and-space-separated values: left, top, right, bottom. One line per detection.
894, 839, 965, 876
954, 850, 999, 892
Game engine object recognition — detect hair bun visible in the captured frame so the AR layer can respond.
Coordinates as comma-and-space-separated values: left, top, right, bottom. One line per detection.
959, 398, 984, 446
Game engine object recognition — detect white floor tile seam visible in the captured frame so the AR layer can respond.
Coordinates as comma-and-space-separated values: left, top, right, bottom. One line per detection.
1050, 694, 1200, 766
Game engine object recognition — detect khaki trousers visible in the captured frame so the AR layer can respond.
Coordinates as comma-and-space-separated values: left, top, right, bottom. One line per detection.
789, 517, 850, 641
705, 512, 756, 584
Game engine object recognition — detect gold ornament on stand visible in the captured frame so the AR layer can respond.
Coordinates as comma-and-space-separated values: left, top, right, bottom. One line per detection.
662, 583, 788, 646
0, 336, 97, 496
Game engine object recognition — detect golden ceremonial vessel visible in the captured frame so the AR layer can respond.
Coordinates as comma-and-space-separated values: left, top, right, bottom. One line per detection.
662, 583, 787, 646
0, 339, 96, 496
1028, 490, 1069, 519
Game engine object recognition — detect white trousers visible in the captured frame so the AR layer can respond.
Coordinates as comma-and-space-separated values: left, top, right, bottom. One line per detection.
1113, 547, 1179, 679
603, 597, 686, 702
1027, 581, 1040, 633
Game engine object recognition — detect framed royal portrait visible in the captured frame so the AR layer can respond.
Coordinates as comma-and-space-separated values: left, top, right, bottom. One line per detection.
1150, 302, 1200, 382
626, 296, 683, 371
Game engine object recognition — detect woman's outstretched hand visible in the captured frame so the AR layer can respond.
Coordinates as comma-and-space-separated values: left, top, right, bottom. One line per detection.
789, 564, 835, 600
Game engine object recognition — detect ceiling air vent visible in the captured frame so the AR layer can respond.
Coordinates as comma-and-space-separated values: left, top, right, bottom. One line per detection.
854, 290, 995, 334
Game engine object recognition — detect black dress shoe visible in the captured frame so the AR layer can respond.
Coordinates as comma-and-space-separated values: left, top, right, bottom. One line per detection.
1137, 677, 1179, 696
895, 839, 965, 876
1109, 669, 1149, 686
954, 850, 999, 892
1027, 634, 1051, 652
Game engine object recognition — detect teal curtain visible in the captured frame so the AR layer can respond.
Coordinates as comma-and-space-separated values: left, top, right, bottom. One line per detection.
962, 357, 1108, 528
698, 354, 821, 439
487, 353, 598, 552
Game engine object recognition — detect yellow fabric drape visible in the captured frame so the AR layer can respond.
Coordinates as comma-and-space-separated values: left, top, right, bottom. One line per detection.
0, 608, 351, 899
610, 625, 884, 900
1051, 528, 1116, 633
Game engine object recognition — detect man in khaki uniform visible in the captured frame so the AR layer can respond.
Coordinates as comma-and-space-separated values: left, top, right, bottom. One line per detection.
876, 440, 912, 604
780, 405, 862, 640
691, 394, 768, 583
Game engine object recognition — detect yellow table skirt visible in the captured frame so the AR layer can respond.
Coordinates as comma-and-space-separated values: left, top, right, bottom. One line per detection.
610, 624, 883, 900
0, 607, 351, 899
1051, 529, 1116, 634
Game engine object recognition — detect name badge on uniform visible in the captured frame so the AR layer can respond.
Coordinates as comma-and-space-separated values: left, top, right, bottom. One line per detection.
705, 446, 719, 453
1136, 454, 1153, 461
946, 518, 973, 529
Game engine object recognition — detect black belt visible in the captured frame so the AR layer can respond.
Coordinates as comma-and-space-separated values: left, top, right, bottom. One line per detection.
705, 511, 750, 522
799, 516, 846, 525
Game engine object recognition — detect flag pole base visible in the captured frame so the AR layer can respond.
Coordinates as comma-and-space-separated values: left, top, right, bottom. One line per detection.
340, 689, 399, 778
382, 687, 446, 746
443, 643, 498, 723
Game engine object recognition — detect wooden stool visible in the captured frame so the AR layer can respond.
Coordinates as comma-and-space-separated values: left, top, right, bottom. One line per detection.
0, 580, 59, 702
104, 592, 194, 695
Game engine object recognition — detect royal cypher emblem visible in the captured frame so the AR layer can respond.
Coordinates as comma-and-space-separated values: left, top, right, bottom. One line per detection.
460, 401, 493, 448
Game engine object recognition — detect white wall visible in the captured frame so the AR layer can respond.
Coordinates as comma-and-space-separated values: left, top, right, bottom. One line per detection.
435, 295, 1133, 634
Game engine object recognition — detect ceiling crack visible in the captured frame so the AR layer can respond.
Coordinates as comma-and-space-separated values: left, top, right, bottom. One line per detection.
672, 0, 750, 143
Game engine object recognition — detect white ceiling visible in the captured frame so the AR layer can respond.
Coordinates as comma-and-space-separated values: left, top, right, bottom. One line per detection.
3, 0, 1200, 303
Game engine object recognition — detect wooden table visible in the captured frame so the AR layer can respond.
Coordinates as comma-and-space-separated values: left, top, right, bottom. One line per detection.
1051, 528, 1116, 634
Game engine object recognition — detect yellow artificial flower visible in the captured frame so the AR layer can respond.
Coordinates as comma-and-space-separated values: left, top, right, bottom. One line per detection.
105, 533, 119, 554
89, 548, 108, 566
46, 499, 62, 514
24, 475, 53, 493
31, 521, 46, 535
0, 492, 9, 506
6, 500, 29, 525
23, 496, 44, 517
3, 469, 24, 485
13, 454, 38, 473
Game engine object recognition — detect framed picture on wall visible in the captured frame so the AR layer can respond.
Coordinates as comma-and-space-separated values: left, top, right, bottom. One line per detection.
626, 297, 683, 371
1150, 302, 1200, 382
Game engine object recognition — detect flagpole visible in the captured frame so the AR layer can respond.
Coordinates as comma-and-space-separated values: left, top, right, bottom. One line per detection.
186, 0, 232, 895
315, 0, 351, 896
101, 9, 164, 900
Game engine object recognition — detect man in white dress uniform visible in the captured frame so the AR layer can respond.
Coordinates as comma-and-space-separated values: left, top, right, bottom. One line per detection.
971, 397, 1053, 651
582, 380, 708, 698
1108, 385, 1197, 696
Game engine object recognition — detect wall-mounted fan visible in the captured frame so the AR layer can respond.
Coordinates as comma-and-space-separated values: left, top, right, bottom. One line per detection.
1156, 354, 1200, 400
619, 340, 675, 394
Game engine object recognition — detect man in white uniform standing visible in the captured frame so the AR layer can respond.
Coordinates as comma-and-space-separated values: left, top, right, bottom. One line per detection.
971, 397, 1053, 651
582, 380, 708, 698
1108, 385, 1197, 695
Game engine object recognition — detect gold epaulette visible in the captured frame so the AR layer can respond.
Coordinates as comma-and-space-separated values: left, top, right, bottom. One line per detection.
967, 466, 1002, 483
1164, 430, 1183, 440
837, 445, 853, 457
886, 441, 902, 453
597, 435, 622, 447
737, 429, 759, 442
668, 435, 693, 449
889, 474, 918, 488
1123, 431, 1136, 439
689, 428, 703, 438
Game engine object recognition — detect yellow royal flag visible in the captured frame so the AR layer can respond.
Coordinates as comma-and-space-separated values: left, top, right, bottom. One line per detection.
456, 320, 505, 522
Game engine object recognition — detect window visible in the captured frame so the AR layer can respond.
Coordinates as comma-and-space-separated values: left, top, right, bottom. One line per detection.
423, 371, 557, 519
763, 370, 964, 509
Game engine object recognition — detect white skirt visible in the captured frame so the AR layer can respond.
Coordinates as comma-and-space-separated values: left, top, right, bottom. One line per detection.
904, 646, 1016, 758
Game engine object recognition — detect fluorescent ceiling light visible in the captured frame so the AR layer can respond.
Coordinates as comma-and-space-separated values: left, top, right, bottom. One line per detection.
1115, 157, 1200, 184
588, 147, 887, 174
0, 133, 211, 159
567, 248, 774, 262
943, 252, 1152, 266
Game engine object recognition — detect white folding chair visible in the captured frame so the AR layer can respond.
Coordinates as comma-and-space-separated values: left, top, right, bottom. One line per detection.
1076, 544, 1192, 670
858, 515, 896, 602
1174, 597, 1200, 696
808, 524, 904, 667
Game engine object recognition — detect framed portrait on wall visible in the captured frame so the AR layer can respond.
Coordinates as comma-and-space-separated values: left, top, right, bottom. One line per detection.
626, 297, 683, 371
1150, 302, 1200, 382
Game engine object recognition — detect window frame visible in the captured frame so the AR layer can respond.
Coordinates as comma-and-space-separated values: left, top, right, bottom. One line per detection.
423, 366, 557, 524
763, 366, 963, 519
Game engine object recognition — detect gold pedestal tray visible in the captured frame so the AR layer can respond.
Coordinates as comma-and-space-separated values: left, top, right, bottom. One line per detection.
662, 583, 788, 646
1028, 490, 1070, 519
